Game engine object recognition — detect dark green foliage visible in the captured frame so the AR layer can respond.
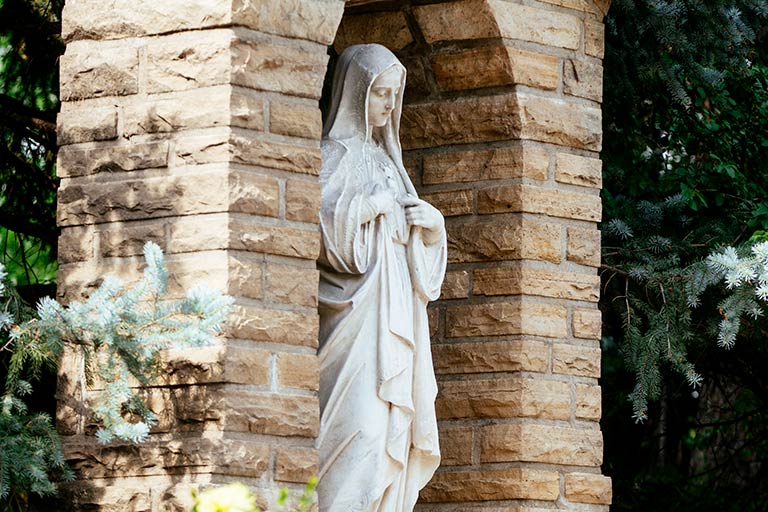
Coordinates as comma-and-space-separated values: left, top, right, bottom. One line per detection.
602, 0, 768, 509
0, 0, 63, 283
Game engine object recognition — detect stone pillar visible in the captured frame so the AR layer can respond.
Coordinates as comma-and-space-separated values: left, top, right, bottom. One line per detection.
55, 1, 343, 509
333, 0, 611, 509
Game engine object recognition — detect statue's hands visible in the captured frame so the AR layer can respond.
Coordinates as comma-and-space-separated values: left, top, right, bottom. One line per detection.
360, 184, 397, 224
401, 196, 444, 243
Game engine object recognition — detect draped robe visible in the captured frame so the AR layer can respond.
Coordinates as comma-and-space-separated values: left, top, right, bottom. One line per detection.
316, 44, 446, 512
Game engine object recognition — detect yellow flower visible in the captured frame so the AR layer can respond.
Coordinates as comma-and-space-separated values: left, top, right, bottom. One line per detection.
193, 483, 259, 512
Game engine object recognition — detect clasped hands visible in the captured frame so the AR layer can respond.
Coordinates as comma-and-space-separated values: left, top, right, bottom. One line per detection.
368, 185, 444, 242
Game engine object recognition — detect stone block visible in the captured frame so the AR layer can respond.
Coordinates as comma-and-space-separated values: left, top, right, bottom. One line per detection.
286, 179, 321, 223
123, 87, 234, 137
421, 189, 474, 217
276, 352, 319, 391
230, 134, 322, 175
438, 426, 474, 466
573, 308, 602, 339
162, 345, 271, 386
447, 218, 561, 264
146, 30, 233, 94
220, 391, 319, 437
100, 221, 167, 258
422, 146, 548, 185
58, 171, 230, 226
275, 446, 318, 483
61, 0, 230, 42
64, 437, 270, 479
585, 19, 606, 59
334, 11, 413, 53
168, 214, 230, 253
232, 39, 328, 99
480, 424, 603, 465
552, 343, 601, 378
401, 93, 520, 150
59, 478, 153, 511
229, 170, 280, 217
57, 141, 170, 178
556, 153, 603, 188
537, 0, 607, 16
431, 46, 559, 92
58, 226, 96, 263
229, 217, 320, 260
576, 383, 602, 421
232, 0, 344, 45
420, 468, 559, 502
440, 270, 470, 299
57, 106, 117, 145
60, 41, 138, 100
225, 252, 263, 300
265, 264, 319, 307
477, 184, 602, 221
473, 266, 600, 302
445, 300, 567, 338
415, 0, 580, 50
231, 90, 266, 131
517, 93, 602, 151
228, 304, 318, 347
432, 339, 549, 375
436, 378, 571, 420
565, 473, 612, 504
567, 227, 601, 267
564, 59, 604, 102
269, 101, 323, 140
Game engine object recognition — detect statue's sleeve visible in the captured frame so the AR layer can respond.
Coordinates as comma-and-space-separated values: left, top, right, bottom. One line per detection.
319, 141, 377, 275
408, 225, 447, 302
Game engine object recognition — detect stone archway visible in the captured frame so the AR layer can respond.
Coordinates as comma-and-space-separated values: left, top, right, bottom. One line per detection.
55, 0, 610, 509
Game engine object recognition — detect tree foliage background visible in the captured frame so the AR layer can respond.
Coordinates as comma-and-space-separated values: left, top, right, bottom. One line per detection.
2, 0, 768, 509
601, 0, 768, 509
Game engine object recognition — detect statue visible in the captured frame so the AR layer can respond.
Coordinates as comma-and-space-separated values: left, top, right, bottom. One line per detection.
316, 44, 447, 511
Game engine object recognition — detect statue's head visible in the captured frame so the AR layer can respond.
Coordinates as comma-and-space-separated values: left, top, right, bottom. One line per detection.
323, 44, 406, 143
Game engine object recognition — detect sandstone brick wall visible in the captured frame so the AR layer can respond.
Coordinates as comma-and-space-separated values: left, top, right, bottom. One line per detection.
57, 0, 610, 510
336, 0, 611, 509
55, 1, 344, 509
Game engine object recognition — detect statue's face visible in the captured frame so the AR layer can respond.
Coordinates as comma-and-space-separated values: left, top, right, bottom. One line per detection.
367, 67, 402, 129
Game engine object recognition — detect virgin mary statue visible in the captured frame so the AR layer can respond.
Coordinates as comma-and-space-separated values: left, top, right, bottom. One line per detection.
316, 44, 447, 511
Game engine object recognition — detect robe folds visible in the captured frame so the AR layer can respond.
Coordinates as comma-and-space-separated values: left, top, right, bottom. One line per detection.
316, 134, 446, 512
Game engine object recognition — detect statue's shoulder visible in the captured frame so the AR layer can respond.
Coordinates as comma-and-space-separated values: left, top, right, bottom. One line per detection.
321, 138, 349, 167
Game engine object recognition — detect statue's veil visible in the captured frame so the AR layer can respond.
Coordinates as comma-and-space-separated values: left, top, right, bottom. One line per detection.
323, 44, 416, 196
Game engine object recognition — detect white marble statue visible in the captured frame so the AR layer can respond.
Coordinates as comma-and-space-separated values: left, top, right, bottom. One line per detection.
316, 44, 447, 512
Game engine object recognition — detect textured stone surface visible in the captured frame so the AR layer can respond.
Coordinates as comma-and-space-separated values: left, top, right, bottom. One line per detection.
564, 59, 604, 102
447, 218, 561, 264
421, 189, 474, 217
565, 473, 613, 504
228, 304, 318, 347
556, 152, 603, 188
58, 106, 117, 145
585, 19, 606, 58
432, 340, 549, 375
146, 30, 232, 93
285, 179, 321, 223
58, 226, 96, 263
401, 93, 520, 150
57, 141, 169, 178
100, 221, 166, 257
420, 468, 559, 502
473, 266, 600, 302
553, 343, 601, 377
445, 300, 568, 338
60, 41, 138, 100
436, 378, 571, 420
275, 446, 318, 483
228, 217, 320, 259
517, 94, 602, 151
269, 101, 323, 140
480, 424, 603, 465
232, 0, 344, 45
265, 264, 318, 307
567, 227, 602, 267
477, 183, 602, 221
438, 426, 474, 466
162, 346, 271, 386
576, 383, 602, 420
573, 308, 602, 339
423, 146, 547, 185
229, 134, 321, 175
229, 170, 280, 217
440, 270, 470, 299
334, 11, 413, 52
431, 46, 559, 92
276, 352, 319, 391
